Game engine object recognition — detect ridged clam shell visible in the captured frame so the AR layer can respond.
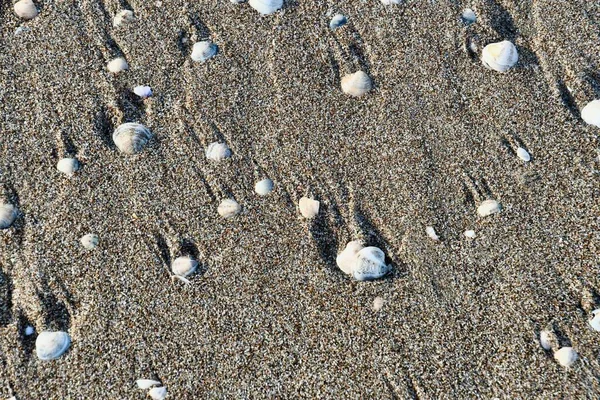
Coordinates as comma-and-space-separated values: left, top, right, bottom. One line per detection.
136, 379, 161, 389
133, 85, 152, 99
35, 331, 71, 360
329, 14, 347, 30
14, 0, 38, 20
57, 158, 80, 175
113, 9, 134, 27
353, 247, 390, 281
249, 0, 283, 15
589, 309, 600, 331
0, 203, 18, 229
336, 240, 364, 275
581, 100, 600, 128
107, 57, 128, 73
481, 40, 518, 72
191, 41, 218, 63
148, 387, 167, 400
477, 199, 502, 217
299, 197, 319, 219
218, 199, 241, 218
80, 233, 99, 250
112, 123, 152, 154
554, 347, 577, 367
171, 256, 198, 277
254, 178, 274, 196
341, 71, 372, 97
205, 142, 231, 161
516, 147, 530, 162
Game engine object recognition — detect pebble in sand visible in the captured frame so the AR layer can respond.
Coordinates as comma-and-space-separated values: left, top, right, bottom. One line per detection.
477, 199, 502, 217
336, 241, 391, 281
0, 203, 18, 229
113, 123, 152, 154
298, 197, 319, 219
13, 0, 38, 20
481, 41, 518, 73
254, 178, 274, 196
249, 0, 283, 15
80, 233, 99, 250
35, 331, 71, 360
113, 9, 134, 27
218, 199, 241, 218
554, 347, 578, 367
56, 158, 80, 176
205, 142, 231, 161
191, 41, 218, 63
107, 57, 128, 73
581, 100, 600, 128
341, 71, 372, 97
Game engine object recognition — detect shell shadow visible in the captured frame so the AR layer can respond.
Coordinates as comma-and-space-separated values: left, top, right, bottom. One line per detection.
17, 312, 36, 358
176, 29, 191, 59
189, 12, 211, 40
118, 0, 133, 10
3, 183, 24, 246
500, 136, 516, 156
0, 266, 13, 327
118, 89, 146, 123
516, 46, 539, 70
550, 323, 572, 348
582, 69, 600, 99
154, 233, 171, 267
555, 78, 580, 119
487, 0, 518, 42
309, 200, 343, 276
179, 239, 208, 276
36, 288, 71, 332
93, 104, 116, 150
60, 130, 79, 157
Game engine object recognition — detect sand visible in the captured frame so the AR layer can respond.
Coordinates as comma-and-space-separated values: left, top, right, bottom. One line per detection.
1, 0, 600, 398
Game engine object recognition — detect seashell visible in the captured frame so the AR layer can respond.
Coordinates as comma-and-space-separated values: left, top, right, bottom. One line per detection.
336, 240, 364, 275
373, 296, 384, 311
56, 158, 80, 175
14, 0, 38, 20
299, 197, 319, 219
231, 0, 247, 3
0, 203, 18, 229
329, 14, 347, 30
25, 325, 35, 336
205, 142, 231, 161
254, 178, 274, 196
133, 85, 152, 99
136, 379, 161, 389
171, 255, 198, 277
516, 147, 530, 162
35, 331, 71, 360
464, 229, 476, 239
425, 226, 439, 241
477, 199, 502, 217
341, 71, 372, 97
589, 309, 600, 331
15, 26, 31, 35
80, 233, 99, 250
249, 0, 283, 15
107, 57, 128, 73
112, 123, 152, 154
218, 199, 241, 218
148, 386, 167, 400
353, 247, 390, 281
461, 8, 476, 25
113, 9, 134, 27
481, 40, 518, 73
581, 100, 600, 128
539, 330, 552, 350
191, 41, 218, 63
554, 347, 578, 367
381, 0, 403, 4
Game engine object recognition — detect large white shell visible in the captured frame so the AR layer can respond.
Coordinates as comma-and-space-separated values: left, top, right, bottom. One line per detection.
254, 179, 274, 196
133, 85, 152, 99
299, 197, 319, 219
341, 71, 372, 97
0, 203, 18, 229
113, 9, 134, 27
353, 247, 390, 281
205, 142, 231, 161
80, 233, 99, 250
477, 199, 502, 217
336, 240, 364, 275
589, 309, 600, 331
148, 386, 167, 400
249, 0, 283, 15
112, 123, 152, 154
107, 57, 129, 73
581, 100, 600, 128
136, 379, 161, 389
481, 41, 518, 72
554, 347, 578, 367
171, 256, 198, 277
218, 199, 241, 218
539, 330, 552, 350
14, 0, 38, 20
57, 158, 80, 175
516, 147, 531, 162
35, 331, 71, 360
191, 41, 218, 63
329, 14, 347, 30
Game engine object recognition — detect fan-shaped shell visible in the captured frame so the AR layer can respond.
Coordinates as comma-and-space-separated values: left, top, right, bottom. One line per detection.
481, 40, 518, 72
148, 387, 167, 400
171, 256, 198, 277
205, 142, 231, 161
254, 178, 274, 196
35, 331, 71, 360
80, 233, 99, 250
341, 71, 372, 97
299, 197, 319, 219
113, 9, 134, 27
554, 347, 577, 367
112, 123, 152, 154
477, 199, 502, 217
249, 0, 283, 15
581, 100, 600, 128
107, 57, 128, 73
353, 247, 390, 281
57, 158, 80, 175
14, 0, 38, 20
133, 85, 152, 99
0, 203, 18, 229
218, 199, 241, 218
191, 41, 218, 63
329, 14, 347, 30
336, 240, 364, 275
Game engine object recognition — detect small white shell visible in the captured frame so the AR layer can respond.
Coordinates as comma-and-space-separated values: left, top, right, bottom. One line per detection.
554, 347, 578, 367
461, 8, 476, 25
464, 230, 476, 239
299, 197, 319, 219
218, 199, 241, 218
25, 326, 35, 336
341, 71, 372, 97
191, 41, 218, 63
373, 297, 384, 311
136, 379, 162, 389
80, 233, 99, 250
539, 330, 552, 350
380, 0, 403, 4
14, 0, 38, 20
148, 386, 167, 400
581, 100, 600, 128
353, 247, 390, 281
205, 142, 231, 161
481, 40, 518, 73
516, 147, 531, 162
336, 240, 364, 275
249, 0, 283, 15
477, 199, 502, 217
329, 14, 347, 30
133, 85, 152, 99
112, 123, 152, 154
56, 158, 80, 175
35, 331, 71, 360
254, 179, 274, 196
107, 57, 129, 73
113, 9, 134, 27
171, 256, 198, 277
0, 203, 18, 229
425, 226, 439, 241
589, 309, 600, 331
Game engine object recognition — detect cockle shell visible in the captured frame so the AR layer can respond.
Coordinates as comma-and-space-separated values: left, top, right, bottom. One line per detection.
516, 147, 531, 162
589, 309, 600, 331
80, 233, 99, 250
171, 256, 198, 277
35, 331, 71, 360
254, 179, 274, 196
464, 230, 476, 239
353, 247, 390, 281
14, 0, 38, 20
554, 347, 578, 367
336, 240, 364, 275
477, 199, 502, 217
205, 142, 231, 161
191, 41, 218, 63
148, 386, 167, 400
461, 8, 476, 25
57, 158, 80, 175
481, 40, 518, 72
113, 9, 134, 27
299, 197, 319, 219
425, 226, 439, 241
341, 71, 372, 97
136, 379, 161, 389
581, 100, 600, 128
133, 85, 152, 99
329, 14, 347, 30
539, 330, 552, 350
107, 57, 129, 73
218, 199, 241, 218
249, 0, 283, 15
0, 203, 18, 229
112, 123, 152, 154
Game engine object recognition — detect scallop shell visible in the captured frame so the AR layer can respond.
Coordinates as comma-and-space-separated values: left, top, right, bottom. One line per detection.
0, 203, 18, 229
589, 309, 600, 331
554, 347, 577, 367
341, 71, 372, 97
254, 179, 274, 196
113, 9, 134, 27
218, 199, 241, 218
299, 197, 319, 219
148, 386, 167, 400
136, 379, 161, 389
336, 240, 364, 275
581, 100, 600, 128
353, 246, 390, 281
171, 256, 198, 277
112, 123, 152, 154
461, 8, 476, 25
477, 199, 501, 217
516, 147, 531, 162
481, 40, 518, 73
57, 158, 80, 175
14, 0, 38, 20
107, 57, 129, 73
464, 229, 476, 239
35, 331, 71, 360
133, 85, 152, 99
539, 330, 552, 350
249, 0, 283, 15
80, 233, 99, 250
373, 296, 384, 311
425, 226, 439, 241
205, 142, 231, 161
191, 41, 218, 63
329, 14, 347, 30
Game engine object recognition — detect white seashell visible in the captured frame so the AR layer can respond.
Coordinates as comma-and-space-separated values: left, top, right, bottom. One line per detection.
205, 142, 231, 161
554, 347, 578, 367
148, 386, 167, 400
353, 247, 390, 281
191, 41, 218, 63
136, 379, 161, 389
0, 203, 18, 229
461, 8, 476, 25
112, 123, 152, 154
477, 199, 502, 217
299, 197, 319, 219
481, 40, 518, 73
425, 226, 439, 241
464, 230, 476, 239
56, 158, 80, 175
516, 147, 531, 162
107, 57, 128, 73
336, 240, 364, 275
329, 14, 347, 30
14, 0, 38, 20
249, 0, 283, 15
254, 179, 274, 196
113, 9, 134, 27
80, 233, 99, 250
133, 85, 152, 99
218, 199, 241, 218
381, 0, 403, 4
171, 256, 198, 277
35, 331, 71, 360
15, 26, 31, 35
25, 326, 35, 336
589, 309, 600, 331
341, 71, 372, 97
373, 296, 384, 311
539, 330, 552, 350
581, 100, 600, 128
231, 0, 247, 3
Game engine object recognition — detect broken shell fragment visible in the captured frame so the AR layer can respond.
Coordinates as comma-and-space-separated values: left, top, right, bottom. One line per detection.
336, 240, 364, 275
112, 123, 152, 154
329, 14, 347, 30
35, 331, 71, 360
80, 233, 99, 250
113, 9, 134, 27
477, 199, 502, 217
539, 330, 552, 350
136, 379, 161, 389
218, 199, 241, 218
481, 40, 518, 72
133, 85, 152, 99
341, 71, 372, 97
205, 142, 231, 161
148, 386, 167, 400
14, 0, 38, 20
254, 179, 274, 196
425, 226, 439, 241
516, 147, 531, 162
464, 230, 476, 239
191, 41, 218, 63
299, 197, 319, 219
171, 255, 198, 277
554, 347, 578, 367
107, 57, 128, 73
353, 247, 390, 281
57, 158, 80, 175
0, 203, 18, 229
581, 100, 600, 128
589, 309, 600, 331
249, 0, 283, 15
